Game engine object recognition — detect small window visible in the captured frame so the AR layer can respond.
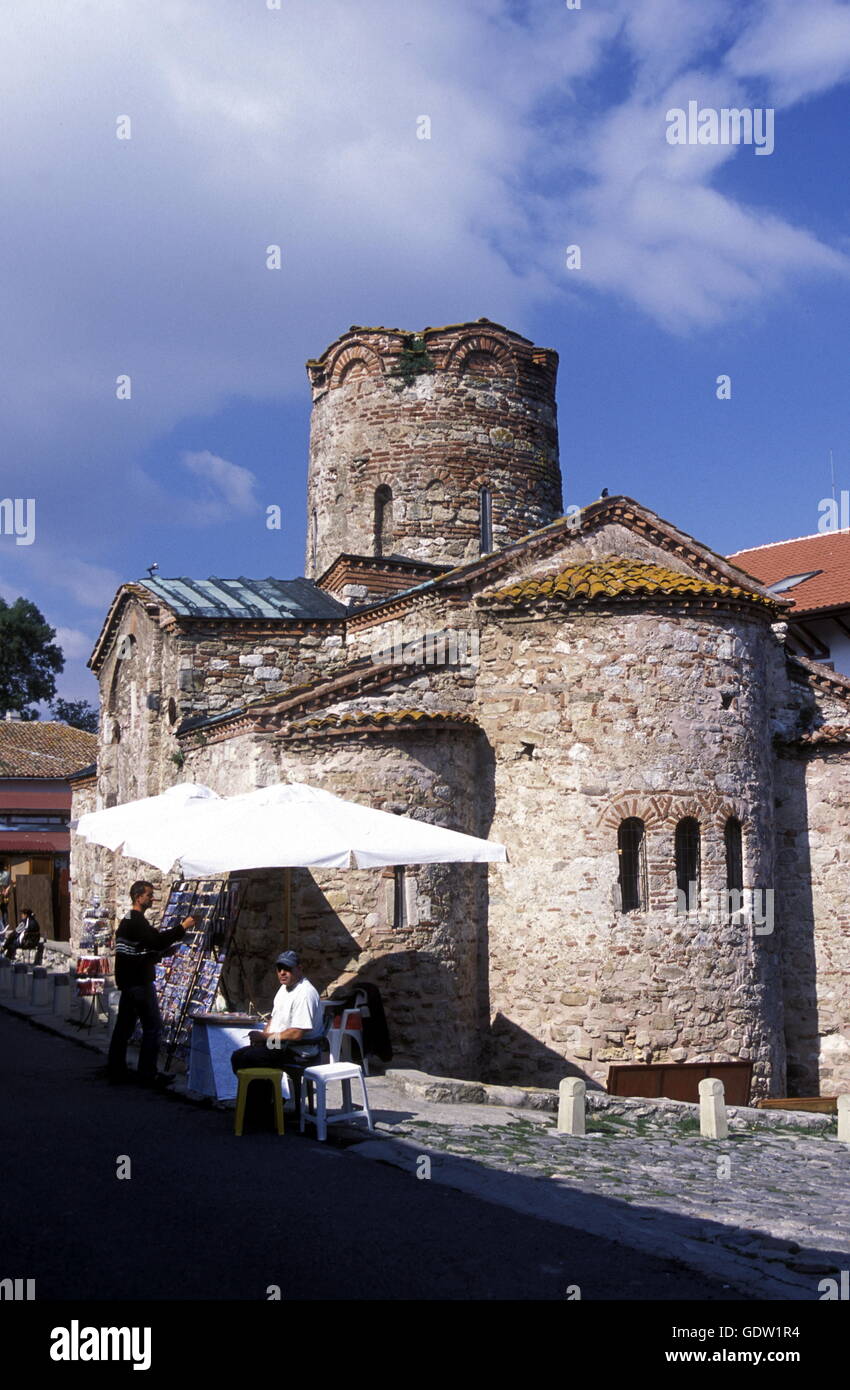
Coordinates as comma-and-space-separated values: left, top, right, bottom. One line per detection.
725, 817, 743, 897
392, 865, 407, 929
375, 485, 393, 558
675, 818, 700, 911
479, 485, 493, 554
618, 818, 647, 912
167, 698, 178, 726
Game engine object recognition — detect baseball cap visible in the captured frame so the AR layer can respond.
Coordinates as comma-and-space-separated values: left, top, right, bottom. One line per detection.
275, 950, 301, 970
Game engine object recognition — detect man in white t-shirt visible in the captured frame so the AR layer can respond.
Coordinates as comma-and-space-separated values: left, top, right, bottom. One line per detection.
230, 950, 325, 1082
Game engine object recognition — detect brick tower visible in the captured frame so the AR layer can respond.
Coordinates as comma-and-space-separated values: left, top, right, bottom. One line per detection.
304, 319, 563, 580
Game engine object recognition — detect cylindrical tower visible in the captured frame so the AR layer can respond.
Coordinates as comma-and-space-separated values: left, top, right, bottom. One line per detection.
304, 319, 562, 578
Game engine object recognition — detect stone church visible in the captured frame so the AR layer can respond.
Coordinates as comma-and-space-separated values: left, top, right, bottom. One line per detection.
70, 319, 850, 1098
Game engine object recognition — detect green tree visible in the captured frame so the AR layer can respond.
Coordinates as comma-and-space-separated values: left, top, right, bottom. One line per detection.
0, 597, 64, 717
51, 698, 98, 734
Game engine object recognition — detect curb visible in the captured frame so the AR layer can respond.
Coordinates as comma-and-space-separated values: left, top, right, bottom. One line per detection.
384, 1069, 835, 1133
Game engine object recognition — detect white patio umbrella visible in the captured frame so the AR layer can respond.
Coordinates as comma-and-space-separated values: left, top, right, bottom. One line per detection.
172, 782, 507, 875
72, 782, 223, 870
75, 780, 506, 874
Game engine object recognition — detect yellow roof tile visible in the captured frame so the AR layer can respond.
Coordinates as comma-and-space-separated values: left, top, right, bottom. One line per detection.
487, 558, 777, 609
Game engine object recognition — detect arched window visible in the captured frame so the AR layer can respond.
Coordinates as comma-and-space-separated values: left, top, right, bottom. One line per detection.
107, 634, 136, 713
724, 817, 743, 907
618, 818, 647, 912
374, 485, 393, 558
479, 485, 493, 554
675, 818, 700, 912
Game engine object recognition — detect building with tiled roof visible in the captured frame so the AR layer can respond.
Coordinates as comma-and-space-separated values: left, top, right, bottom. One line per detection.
729, 530, 850, 674
0, 719, 97, 941
72, 320, 850, 1102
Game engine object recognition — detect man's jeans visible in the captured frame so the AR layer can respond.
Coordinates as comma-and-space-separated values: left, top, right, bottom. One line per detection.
108, 983, 162, 1080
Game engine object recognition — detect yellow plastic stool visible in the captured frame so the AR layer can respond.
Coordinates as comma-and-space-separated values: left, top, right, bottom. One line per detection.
234, 1068, 285, 1137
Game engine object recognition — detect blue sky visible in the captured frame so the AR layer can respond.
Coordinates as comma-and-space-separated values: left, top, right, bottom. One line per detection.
2, 0, 850, 703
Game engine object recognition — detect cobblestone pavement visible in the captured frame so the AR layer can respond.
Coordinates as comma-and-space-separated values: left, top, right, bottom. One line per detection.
353, 1079, 850, 1300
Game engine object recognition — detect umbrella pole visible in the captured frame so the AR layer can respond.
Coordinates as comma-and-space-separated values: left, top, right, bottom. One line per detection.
283, 868, 291, 949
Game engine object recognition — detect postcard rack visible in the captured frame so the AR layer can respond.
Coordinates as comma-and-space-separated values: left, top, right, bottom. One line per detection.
150, 876, 245, 1067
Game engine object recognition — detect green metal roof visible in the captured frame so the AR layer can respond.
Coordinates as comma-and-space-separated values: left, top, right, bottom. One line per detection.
139, 577, 347, 621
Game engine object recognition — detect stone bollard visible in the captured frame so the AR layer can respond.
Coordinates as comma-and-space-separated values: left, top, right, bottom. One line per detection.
12, 963, 30, 1001
51, 973, 70, 1018
699, 1077, 728, 1139
557, 1077, 586, 1136
838, 1095, 850, 1144
31, 966, 53, 1009
0, 957, 12, 995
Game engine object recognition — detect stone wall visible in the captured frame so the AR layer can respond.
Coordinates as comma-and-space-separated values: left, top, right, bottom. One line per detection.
94, 595, 346, 810
305, 322, 562, 577
181, 724, 488, 1077
167, 621, 345, 720
776, 744, 850, 1095
472, 602, 786, 1094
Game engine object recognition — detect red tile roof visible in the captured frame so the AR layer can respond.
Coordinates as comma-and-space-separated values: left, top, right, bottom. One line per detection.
728, 532, 850, 615
0, 721, 97, 778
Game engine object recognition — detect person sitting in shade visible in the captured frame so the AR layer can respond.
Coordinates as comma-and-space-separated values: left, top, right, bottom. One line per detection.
0, 863, 10, 930
230, 950, 325, 1114
6, 907, 42, 963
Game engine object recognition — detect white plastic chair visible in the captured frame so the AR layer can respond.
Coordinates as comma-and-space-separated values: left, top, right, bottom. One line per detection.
299, 1062, 373, 1142
328, 1008, 369, 1074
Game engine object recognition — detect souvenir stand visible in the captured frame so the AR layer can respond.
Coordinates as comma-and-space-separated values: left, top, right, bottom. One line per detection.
156, 877, 287, 1102
152, 876, 245, 1073
74, 899, 114, 1028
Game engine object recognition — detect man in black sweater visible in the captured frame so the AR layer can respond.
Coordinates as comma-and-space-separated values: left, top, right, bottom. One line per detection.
106, 880, 195, 1087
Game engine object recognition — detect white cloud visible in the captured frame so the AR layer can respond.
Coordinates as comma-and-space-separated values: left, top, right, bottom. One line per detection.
562, 68, 850, 330
727, 0, 850, 106
0, 0, 847, 480
134, 451, 261, 527
622, 0, 740, 93
55, 626, 96, 661
0, 550, 121, 611
180, 451, 260, 524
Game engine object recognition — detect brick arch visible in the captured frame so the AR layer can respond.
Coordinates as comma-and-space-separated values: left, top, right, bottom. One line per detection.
448, 334, 515, 377
599, 790, 735, 831
599, 795, 672, 831
713, 800, 749, 830
664, 794, 726, 827
328, 343, 385, 388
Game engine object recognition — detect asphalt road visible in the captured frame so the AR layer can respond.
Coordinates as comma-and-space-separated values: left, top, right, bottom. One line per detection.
0, 1009, 745, 1302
